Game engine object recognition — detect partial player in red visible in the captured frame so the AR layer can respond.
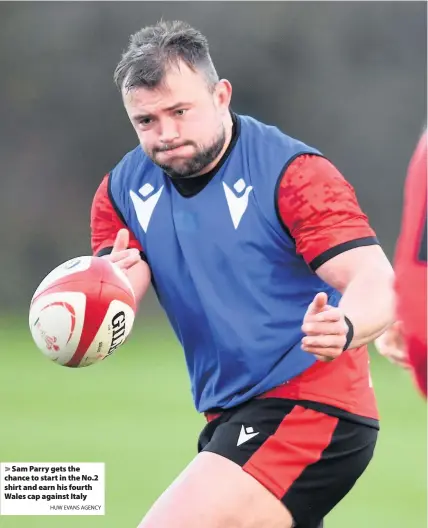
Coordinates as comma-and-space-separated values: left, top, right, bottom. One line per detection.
376, 130, 427, 398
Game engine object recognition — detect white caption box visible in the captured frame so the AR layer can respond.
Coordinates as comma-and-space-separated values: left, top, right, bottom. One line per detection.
0, 462, 105, 515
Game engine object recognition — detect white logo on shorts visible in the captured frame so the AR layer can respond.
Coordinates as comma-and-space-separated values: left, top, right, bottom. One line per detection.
237, 425, 259, 446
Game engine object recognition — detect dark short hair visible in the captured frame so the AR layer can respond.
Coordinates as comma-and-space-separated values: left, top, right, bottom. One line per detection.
114, 20, 219, 92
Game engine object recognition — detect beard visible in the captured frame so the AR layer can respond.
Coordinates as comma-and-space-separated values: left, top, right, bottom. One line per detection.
149, 125, 226, 179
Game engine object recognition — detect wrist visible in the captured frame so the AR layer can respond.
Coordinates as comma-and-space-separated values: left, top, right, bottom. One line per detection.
343, 316, 354, 351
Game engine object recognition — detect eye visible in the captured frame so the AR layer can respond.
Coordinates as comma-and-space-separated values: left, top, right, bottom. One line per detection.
139, 117, 153, 127
175, 109, 187, 116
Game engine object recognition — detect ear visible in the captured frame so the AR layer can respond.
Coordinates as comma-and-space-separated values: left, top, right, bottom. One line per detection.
214, 79, 232, 112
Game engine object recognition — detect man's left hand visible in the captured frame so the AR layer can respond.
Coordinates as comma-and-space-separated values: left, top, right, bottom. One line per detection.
301, 292, 349, 362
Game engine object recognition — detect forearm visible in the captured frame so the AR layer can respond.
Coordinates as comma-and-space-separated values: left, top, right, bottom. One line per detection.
339, 264, 395, 348
126, 260, 152, 306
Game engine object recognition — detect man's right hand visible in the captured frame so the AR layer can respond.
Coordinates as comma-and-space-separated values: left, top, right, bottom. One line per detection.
102, 228, 151, 304
104, 228, 142, 271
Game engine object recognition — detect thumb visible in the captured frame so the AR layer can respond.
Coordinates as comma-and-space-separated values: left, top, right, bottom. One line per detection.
390, 321, 406, 350
307, 292, 328, 316
112, 228, 129, 253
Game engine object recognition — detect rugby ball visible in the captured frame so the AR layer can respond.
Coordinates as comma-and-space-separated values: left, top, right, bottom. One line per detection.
29, 256, 136, 367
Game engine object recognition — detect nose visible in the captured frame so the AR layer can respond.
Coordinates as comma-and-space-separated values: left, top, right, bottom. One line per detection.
159, 117, 180, 145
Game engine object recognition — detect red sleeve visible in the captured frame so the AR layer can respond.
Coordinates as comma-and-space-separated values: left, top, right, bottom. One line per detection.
276, 154, 378, 270
90, 174, 143, 256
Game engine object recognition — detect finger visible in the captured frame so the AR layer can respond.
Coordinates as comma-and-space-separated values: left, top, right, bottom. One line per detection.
104, 248, 140, 266
306, 292, 329, 316
302, 346, 342, 360
314, 353, 336, 362
104, 248, 136, 263
112, 228, 130, 253
394, 359, 411, 370
113, 253, 141, 270
313, 291, 328, 310
389, 356, 411, 369
311, 309, 344, 323
381, 353, 410, 370
381, 326, 399, 347
379, 344, 409, 364
302, 320, 348, 337
303, 305, 333, 323
394, 321, 406, 350
392, 320, 403, 333
379, 332, 392, 348
375, 324, 407, 359
302, 335, 346, 349
374, 336, 387, 354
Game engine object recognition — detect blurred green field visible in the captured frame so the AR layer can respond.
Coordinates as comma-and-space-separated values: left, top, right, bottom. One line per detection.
0, 317, 426, 527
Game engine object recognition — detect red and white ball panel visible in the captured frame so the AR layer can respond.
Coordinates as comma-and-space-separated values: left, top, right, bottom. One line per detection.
29, 256, 136, 367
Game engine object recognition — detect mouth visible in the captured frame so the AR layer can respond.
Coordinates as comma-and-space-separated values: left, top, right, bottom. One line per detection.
156, 145, 192, 157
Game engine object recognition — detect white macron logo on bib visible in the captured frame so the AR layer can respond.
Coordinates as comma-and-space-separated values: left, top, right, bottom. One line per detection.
130, 183, 164, 233
223, 178, 253, 229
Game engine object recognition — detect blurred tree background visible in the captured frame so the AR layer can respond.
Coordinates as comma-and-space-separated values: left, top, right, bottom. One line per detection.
0, 1, 425, 312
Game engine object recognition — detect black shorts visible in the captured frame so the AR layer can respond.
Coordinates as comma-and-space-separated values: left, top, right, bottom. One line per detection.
198, 398, 378, 528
